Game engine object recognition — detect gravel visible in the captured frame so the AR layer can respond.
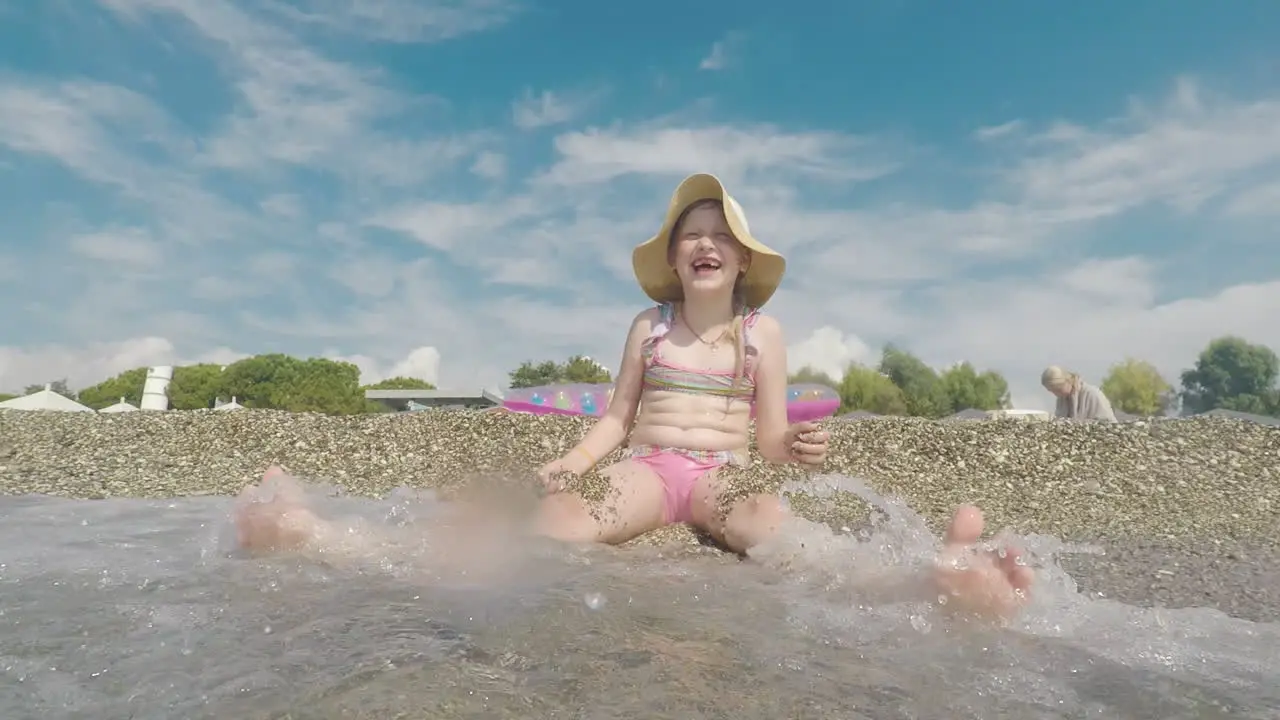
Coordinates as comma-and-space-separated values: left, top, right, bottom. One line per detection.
2, 408, 1277, 621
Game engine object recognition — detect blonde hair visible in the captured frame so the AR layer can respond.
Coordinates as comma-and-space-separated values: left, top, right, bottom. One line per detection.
1041, 365, 1079, 393
668, 198, 750, 391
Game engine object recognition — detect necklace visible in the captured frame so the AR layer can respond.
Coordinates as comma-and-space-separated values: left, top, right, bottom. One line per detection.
680, 307, 730, 352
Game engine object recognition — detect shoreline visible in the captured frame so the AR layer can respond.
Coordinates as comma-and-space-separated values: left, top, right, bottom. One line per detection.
3, 408, 1279, 623
1, 408, 1276, 545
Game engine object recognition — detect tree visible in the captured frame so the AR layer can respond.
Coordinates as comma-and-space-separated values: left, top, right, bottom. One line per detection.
561, 355, 612, 384
77, 368, 149, 410
508, 356, 612, 388
877, 345, 950, 418
23, 379, 75, 399
219, 354, 369, 414
169, 364, 228, 410
1100, 358, 1171, 416
509, 360, 566, 389
789, 366, 839, 388
0, 393, 15, 403
937, 362, 1010, 413
362, 376, 436, 391
1180, 336, 1280, 416
839, 364, 908, 415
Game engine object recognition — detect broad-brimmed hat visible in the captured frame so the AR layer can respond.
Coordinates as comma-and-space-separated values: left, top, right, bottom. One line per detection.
631, 173, 786, 308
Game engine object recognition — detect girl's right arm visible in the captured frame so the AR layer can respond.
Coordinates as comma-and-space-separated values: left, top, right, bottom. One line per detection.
561, 308, 656, 472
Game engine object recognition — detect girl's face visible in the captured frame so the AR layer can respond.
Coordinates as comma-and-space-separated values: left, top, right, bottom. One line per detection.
668, 203, 749, 297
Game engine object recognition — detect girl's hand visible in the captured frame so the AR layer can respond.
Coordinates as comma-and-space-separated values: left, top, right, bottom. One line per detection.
786, 421, 829, 467
536, 448, 594, 492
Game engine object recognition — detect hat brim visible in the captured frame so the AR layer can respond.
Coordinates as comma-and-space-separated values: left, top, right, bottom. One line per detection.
631, 173, 786, 308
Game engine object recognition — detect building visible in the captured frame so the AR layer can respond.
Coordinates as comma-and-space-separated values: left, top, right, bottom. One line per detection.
364, 388, 503, 412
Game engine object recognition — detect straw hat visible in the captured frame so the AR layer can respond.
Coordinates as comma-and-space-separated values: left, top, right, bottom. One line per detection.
631, 173, 786, 308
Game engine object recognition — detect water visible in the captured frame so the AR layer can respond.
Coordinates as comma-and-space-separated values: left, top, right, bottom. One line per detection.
1, 474, 1277, 719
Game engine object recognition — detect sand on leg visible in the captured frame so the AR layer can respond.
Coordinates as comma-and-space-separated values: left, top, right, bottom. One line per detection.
531, 459, 668, 545
687, 472, 789, 555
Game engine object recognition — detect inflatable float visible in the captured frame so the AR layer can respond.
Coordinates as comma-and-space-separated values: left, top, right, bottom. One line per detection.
501, 382, 840, 424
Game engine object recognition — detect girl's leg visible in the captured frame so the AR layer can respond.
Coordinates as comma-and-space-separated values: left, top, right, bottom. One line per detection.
233, 466, 389, 564
531, 459, 668, 545
686, 472, 789, 555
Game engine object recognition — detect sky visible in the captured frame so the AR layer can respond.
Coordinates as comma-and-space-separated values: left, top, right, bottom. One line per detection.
1, 0, 1279, 411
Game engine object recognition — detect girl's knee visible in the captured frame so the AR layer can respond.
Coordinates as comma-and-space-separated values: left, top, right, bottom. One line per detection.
741, 493, 788, 526
532, 493, 600, 543
722, 493, 789, 552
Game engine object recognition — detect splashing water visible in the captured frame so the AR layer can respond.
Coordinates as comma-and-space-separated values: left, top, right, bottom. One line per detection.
0, 472, 1276, 719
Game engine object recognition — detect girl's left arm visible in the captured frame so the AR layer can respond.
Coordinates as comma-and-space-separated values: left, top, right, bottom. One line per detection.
750, 315, 796, 464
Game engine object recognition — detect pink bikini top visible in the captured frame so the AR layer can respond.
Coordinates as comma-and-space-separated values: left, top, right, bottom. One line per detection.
640, 302, 762, 400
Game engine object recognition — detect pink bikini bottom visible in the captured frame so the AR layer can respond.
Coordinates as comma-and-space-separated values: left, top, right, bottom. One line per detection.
628, 445, 747, 525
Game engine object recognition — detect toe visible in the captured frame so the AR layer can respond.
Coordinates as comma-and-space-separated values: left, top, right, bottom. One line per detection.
944, 504, 985, 546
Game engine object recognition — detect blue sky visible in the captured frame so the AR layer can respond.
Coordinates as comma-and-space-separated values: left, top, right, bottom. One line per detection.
1, 0, 1279, 409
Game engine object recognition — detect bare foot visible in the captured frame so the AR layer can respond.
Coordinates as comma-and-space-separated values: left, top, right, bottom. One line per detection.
932, 505, 1035, 621
233, 465, 321, 554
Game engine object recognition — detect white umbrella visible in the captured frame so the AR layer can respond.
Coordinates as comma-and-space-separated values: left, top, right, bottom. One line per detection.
0, 384, 94, 412
100, 396, 139, 413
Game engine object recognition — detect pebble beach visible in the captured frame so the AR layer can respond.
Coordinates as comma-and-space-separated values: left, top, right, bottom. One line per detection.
2, 408, 1278, 621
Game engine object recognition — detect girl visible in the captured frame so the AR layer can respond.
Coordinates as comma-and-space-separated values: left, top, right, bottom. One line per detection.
234, 173, 1035, 620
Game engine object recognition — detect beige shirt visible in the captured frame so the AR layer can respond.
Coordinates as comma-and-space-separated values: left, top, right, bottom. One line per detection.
1054, 381, 1117, 422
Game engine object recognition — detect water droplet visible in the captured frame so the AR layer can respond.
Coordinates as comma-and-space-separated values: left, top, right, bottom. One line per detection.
263, 625, 273, 634
936, 594, 948, 605
583, 592, 606, 610
997, 547, 1008, 559
909, 614, 931, 633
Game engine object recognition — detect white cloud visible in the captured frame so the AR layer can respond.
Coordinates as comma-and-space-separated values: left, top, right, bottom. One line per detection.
327, 345, 442, 387
787, 327, 874, 382
259, 0, 519, 43
698, 32, 745, 72
973, 119, 1024, 141
0, 337, 242, 393
470, 150, 507, 179
699, 41, 728, 71
68, 228, 163, 270
3, 5, 1280, 425
511, 88, 598, 130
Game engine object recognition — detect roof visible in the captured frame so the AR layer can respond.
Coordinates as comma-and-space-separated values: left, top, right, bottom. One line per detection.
835, 410, 882, 420
1196, 408, 1280, 427
100, 397, 138, 413
364, 389, 503, 406
943, 408, 990, 421
0, 384, 95, 412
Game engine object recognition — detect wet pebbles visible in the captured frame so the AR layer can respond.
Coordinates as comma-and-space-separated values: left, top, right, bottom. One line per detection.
2, 408, 1277, 620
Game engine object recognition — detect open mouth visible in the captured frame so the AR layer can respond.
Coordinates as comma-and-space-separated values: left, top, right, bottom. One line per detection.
691, 258, 722, 275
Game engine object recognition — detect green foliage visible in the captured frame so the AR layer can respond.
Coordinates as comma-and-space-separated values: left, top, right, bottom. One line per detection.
838, 364, 908, 415
832, 349, 1009, 418
788, 366, 839, 388
56, 355, 438, 416
937, 362, 1010, 413
22, 379, 75, 399
508, 355, 612, 389
170, 364, 228, 410
362, 376, 436, 391
876, 346, 952, 418
78, 368, 148, 410
219, 354, 369, 414
1101, 358, 1171, 416
1180, 336, 1280, 416
0, 393, 16, 403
